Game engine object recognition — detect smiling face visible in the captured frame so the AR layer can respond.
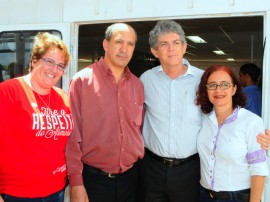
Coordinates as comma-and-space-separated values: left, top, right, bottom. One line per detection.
31, 48, 65, 92
150, 32, 187, 69
207, 70, 237, 110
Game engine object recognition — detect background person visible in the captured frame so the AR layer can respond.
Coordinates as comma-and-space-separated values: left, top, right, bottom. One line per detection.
196, 65, 268, 202
239, 63, 262, 116
65, 23, 144, 202
0, 32, 73, 202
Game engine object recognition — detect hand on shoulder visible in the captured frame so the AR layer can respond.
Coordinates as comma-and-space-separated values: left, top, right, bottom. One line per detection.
257, 129, 270, 151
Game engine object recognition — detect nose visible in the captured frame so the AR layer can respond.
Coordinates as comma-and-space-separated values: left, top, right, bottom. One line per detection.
167, 42, 175, 50
119, 43, 128, 53
51, 65, 58, 73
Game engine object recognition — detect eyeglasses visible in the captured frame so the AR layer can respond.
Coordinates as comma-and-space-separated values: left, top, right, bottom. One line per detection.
41, 57, 66, 71
206, 82, 234, 90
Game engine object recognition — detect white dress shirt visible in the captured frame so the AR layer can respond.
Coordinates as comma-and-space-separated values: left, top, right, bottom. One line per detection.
140, 58, 203, 158
198, 107, 268, 191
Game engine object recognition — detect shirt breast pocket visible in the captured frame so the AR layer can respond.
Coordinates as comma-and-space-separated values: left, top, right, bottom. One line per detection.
129, 102, 143, 127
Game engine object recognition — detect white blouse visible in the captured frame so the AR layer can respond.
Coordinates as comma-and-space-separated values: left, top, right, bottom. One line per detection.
198, 107, 268, 191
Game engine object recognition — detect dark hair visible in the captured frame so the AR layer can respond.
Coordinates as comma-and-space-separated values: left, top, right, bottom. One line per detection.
149, 20, 186, 49
196, 65, 246, 114
240, 63, 261, 83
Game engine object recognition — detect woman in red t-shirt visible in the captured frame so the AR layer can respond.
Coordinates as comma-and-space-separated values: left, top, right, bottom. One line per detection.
0, 32, 73, 202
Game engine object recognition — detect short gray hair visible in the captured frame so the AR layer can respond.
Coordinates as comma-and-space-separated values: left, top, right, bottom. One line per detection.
149, 20, 186, 49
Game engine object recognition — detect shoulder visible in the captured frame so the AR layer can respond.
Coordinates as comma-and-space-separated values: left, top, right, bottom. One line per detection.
72, 66, 94, 81
140, 66, 159, 82
183, 58, 204, 77
52, 86, 69, 106
52, 86, 67, 97
129, 73, 143, 86
238, 107, 263, 125
0, 77, 23, 93
188, 65, 204, 78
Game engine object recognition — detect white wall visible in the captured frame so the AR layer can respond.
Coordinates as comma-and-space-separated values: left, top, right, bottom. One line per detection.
1, 0, 270, 25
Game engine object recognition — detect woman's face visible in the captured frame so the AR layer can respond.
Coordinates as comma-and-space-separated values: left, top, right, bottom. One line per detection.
31, 48, 65, 91
206, 70, 237, 109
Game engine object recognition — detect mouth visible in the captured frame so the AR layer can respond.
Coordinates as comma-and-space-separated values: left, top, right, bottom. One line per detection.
214, 95, 225, 99
46, 73, 56, 79
117, 54, 129, 59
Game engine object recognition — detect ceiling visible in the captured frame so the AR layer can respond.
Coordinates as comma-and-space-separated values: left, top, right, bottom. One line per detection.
78, 16, 264, 74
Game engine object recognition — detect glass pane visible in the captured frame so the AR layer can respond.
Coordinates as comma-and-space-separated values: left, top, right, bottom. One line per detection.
0, 30, 62, 82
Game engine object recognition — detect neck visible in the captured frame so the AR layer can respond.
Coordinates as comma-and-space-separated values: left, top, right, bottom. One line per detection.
215, 106, 234, 125
111, 68, 125, 83
162, 64, 187, 79
25, 74, 50, 95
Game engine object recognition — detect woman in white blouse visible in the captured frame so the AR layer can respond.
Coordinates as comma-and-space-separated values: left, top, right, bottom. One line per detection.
196, 65, 268, 202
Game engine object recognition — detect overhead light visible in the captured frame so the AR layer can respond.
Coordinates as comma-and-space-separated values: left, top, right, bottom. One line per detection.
186, 36, 207, 43
213, 50, 226, 55
79, 59, 91, 62
226, 58, 235, 61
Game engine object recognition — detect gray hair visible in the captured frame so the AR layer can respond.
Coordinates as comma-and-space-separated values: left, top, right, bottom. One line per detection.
105, 23, 137, 42
149, 20, 186, 49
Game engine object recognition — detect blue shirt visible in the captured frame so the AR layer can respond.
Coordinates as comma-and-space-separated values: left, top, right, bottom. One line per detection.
243, 85, 262, 116
140, 58, 203, 158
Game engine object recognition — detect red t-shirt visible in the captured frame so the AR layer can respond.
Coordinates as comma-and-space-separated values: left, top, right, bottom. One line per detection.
0, 77, 73, 197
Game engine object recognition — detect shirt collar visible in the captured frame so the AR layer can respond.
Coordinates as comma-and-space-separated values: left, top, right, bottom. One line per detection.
98, 57, 131, 78
208, 107, 239, 126
156, 58, 196, 78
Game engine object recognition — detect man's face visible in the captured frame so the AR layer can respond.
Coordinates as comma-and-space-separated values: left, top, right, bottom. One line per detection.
239, 71, 248, 87
150, 32, 187, 69
103, 27, 136, 70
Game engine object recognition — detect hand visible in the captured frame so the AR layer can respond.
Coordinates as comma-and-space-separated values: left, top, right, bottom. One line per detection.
257, 129, 270, 151
70, 185, 89, 202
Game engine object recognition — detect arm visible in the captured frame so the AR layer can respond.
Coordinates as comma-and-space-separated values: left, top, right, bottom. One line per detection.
65, 78, 84, 186
250, 176, 265, 202
70, 185, 89, 202
256, 129, 270, 150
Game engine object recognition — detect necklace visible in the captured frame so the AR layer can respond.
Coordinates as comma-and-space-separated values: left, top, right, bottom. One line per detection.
30, 81, 51, 111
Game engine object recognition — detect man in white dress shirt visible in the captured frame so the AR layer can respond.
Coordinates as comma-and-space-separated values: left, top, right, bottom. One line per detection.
138, 20, 203, 202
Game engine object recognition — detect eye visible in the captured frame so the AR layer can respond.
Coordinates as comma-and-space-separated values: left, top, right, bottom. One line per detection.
220, 83, 228, 88
116, 40, 123, 44
128, 42, 135, 47
209, 83, 217, 89
173, 40, 181, 45
159, 42, 168, 48
57, 64, 66, 70
46, 59, 55, 66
